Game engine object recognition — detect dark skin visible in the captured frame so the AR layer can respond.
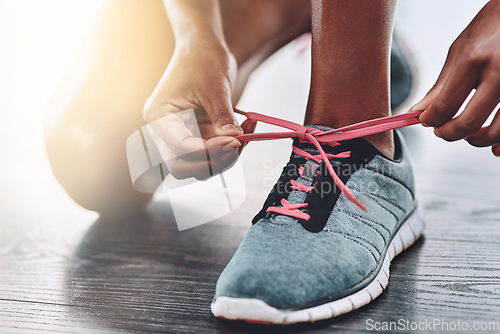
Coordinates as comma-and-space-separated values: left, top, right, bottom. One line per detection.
146, 0, 397, 178
305, 0, 396, 158
411, 0, 500, 157
144, 0, 312, 178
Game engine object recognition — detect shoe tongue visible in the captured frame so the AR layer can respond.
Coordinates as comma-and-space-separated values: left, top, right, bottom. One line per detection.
293, 124, 383, 158
301, 160, 319, 180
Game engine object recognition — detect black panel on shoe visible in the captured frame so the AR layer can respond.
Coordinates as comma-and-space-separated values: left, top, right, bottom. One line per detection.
252, 134, 389, 231
296, 137, 380, 232
251, 156, 301, 225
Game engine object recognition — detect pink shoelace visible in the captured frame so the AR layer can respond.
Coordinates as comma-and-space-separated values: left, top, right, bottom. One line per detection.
234, 109, 423, 217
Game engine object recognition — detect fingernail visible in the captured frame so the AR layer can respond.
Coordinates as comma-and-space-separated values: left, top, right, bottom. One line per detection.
409, 102, 423, 113
221, 124, 242, 133
434, 128, 441, 138
221, 124, 237, 131
222, 140, 240, 152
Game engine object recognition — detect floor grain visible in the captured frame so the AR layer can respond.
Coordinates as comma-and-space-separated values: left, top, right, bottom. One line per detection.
1, 123, 500, 333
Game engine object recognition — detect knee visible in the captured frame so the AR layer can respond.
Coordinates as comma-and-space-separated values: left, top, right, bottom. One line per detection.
44, 117, 152, 215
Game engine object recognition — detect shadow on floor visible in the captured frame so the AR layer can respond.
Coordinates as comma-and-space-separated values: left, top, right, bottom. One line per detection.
63, 199, 426, 333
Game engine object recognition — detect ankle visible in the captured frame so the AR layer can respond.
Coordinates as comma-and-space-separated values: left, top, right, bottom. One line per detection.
304, 107, 395, 159
366, 131, 394, 160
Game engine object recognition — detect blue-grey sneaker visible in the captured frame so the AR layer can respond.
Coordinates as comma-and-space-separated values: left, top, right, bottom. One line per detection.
211, 129, 424, 324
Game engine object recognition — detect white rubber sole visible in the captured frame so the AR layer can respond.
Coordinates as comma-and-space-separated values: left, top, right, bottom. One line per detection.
211, 208, 425, 325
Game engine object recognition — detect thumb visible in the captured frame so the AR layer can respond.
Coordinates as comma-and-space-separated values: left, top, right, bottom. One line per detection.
409, 84, 443, 127
204, 86, 243, 137
409, 85, 439, 113
410, 42, 457, 119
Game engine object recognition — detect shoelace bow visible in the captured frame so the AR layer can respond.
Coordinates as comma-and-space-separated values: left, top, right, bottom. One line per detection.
234, 109, 423, 217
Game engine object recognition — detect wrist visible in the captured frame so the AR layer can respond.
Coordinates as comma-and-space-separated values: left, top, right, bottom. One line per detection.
165, 0, 228, 49
175, 35, 235, 69
175, 32, 228, 52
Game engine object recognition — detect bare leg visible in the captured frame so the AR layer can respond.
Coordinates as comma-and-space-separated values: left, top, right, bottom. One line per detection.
44, 0, 310, 215
305, 0, 396, 158
221, 0, 311, 101
45, 0, 172, 215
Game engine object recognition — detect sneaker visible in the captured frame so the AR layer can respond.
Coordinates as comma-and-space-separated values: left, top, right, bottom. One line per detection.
390, 31, 415, 110
211, 128, 424, 325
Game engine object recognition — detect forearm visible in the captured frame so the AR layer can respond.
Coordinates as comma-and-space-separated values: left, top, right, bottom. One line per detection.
145, 0, 242, 147
163, 0, 227, 48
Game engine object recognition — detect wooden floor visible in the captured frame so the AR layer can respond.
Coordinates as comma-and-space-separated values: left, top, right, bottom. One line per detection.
1, 120, 500, 334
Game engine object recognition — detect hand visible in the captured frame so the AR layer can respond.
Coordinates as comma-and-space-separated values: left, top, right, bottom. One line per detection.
143, 39, 256, 179
410, 0, 500, 157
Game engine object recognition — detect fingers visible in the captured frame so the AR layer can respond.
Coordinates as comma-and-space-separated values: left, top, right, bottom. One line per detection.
466, 105, 500, 147
436, 78, 500, 141
143, 90, 243, 179
146, 110, 242, 179
409, 87, 439, 115
408, 3, 500, 155
203, 83, 244, 137
167, 149, 239, 180
148, 112, 240, 160
492, 144, 500, 157
149, 113, 206, 159
148, 121, 240, 179
165, 109, 251, 179
419, 60, 478, 130
140, 44, 244, 179
410, 37, 464, 114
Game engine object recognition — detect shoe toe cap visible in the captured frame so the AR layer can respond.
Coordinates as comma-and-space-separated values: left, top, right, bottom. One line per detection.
214, 222, 378, 309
